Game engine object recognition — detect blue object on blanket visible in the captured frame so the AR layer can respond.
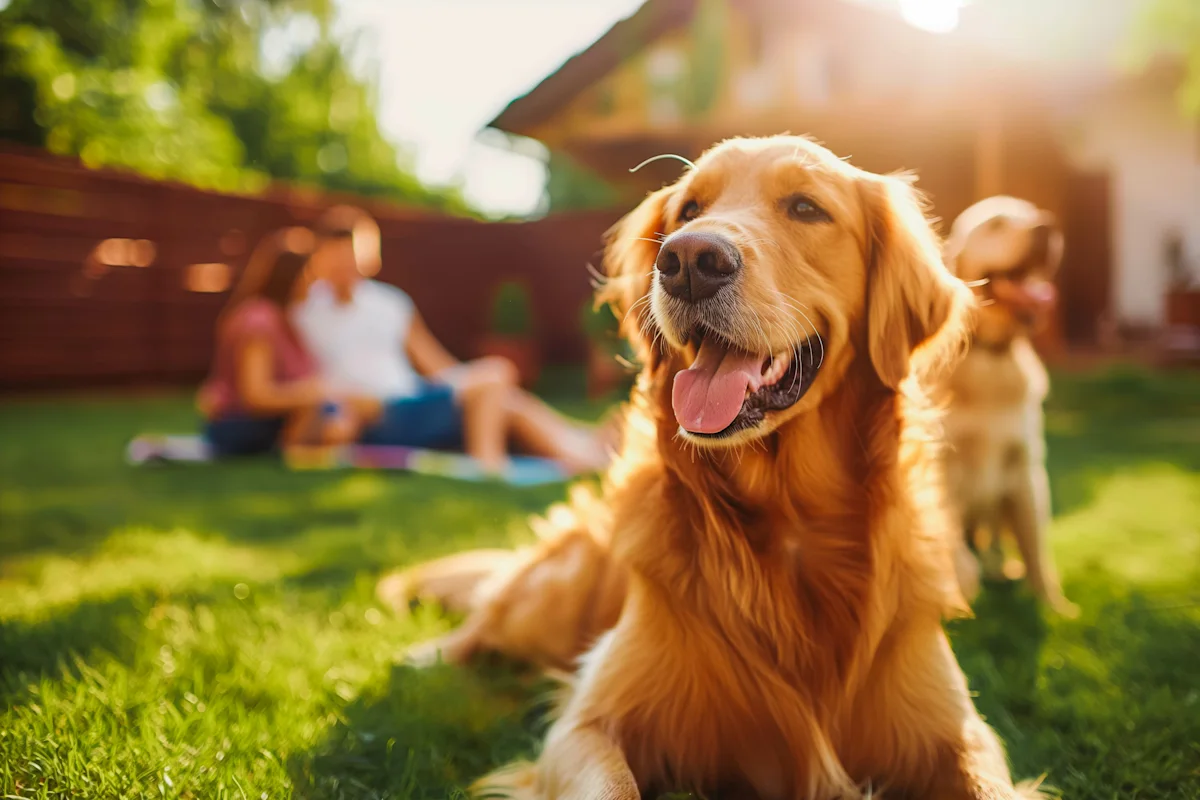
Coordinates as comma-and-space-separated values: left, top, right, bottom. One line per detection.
126, 434, 570, 487
504, 456, 571, 487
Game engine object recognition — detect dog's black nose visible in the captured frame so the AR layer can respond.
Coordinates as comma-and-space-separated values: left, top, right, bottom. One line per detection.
657, 231, 741, 303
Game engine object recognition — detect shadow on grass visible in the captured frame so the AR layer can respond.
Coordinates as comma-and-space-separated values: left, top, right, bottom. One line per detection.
0, 392, 569, 564
289, 662, 550, 800
288, 574, 1200, 800
953, 571, 1200, 797
0, 591, 154, 708
1045, 368, 1200, 518
950, 583, 1049, 741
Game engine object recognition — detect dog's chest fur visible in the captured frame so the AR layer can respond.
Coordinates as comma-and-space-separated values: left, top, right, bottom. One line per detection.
608, 472, 889, 797
942, 338, 1048, 518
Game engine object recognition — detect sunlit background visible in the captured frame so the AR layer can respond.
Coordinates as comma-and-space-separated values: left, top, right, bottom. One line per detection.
317, 0, 1144, 216
2, 2, 1200, 799
332, 0, 646, 215
1, 0, 1195, 383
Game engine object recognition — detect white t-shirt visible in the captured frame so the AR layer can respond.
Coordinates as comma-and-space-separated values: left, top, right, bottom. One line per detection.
293, 280, 422, 399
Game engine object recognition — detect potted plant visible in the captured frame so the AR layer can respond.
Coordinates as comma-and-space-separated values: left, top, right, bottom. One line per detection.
1162, 229, 1200, 366
479, 280, 541, 388
581, 299, 633, 400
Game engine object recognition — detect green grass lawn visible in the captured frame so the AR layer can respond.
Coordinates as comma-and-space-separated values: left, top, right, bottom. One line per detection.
1, 367, 1198, 799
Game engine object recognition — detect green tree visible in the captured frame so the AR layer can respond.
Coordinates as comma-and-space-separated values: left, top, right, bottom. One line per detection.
0, 0, 469, 212
1131, 0, 1200, 118
544, 150, 622, 213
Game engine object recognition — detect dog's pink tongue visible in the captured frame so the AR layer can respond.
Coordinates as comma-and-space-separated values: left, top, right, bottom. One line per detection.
672, 340, 760, 434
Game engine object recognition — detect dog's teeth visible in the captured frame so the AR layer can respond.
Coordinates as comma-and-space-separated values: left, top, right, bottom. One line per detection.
761, 352, 790, 386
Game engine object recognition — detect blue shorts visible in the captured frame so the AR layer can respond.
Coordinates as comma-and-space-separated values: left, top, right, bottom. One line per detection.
359, 382, 463, 449
204, 415, 285, 457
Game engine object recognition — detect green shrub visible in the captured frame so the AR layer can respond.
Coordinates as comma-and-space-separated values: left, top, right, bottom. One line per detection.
581, 299, 634, 363
490, 281, 534, 337
581, 299, 619, 340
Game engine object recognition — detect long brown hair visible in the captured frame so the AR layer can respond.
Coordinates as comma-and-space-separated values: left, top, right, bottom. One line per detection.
221, 227, 316, 323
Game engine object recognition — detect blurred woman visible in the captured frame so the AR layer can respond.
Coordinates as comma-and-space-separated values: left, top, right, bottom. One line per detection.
197, 227, 378, 455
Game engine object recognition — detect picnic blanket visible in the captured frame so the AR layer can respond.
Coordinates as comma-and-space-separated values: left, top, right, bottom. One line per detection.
126, 434, 569, 487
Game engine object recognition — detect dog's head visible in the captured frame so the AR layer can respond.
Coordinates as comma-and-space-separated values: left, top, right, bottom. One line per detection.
599, 136, 970, 449
944, 196, 1062, 345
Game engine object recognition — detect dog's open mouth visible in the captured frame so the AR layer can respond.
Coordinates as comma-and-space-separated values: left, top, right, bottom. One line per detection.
671, 325, 823, 439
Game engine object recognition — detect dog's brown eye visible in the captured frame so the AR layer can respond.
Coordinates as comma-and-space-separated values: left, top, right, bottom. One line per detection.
786, 195, 830, 223
679, 200, 701, 223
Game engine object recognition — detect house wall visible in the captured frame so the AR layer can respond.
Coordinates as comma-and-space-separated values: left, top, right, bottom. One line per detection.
528, 8, 757, 148
1061, 84, 1200, 327
530, 3, 992, 157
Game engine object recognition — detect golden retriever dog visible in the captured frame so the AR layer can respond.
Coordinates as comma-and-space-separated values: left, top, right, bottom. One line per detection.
378, 483, 626, 670
383, 135, 1043, 799
940, 196, 1076, 616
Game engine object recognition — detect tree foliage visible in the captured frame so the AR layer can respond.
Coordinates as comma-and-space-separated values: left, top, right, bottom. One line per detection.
544, 151, 622, 213
682, 0, 726, 120
0, 0, 469, 212
1131, 0, 1200, 118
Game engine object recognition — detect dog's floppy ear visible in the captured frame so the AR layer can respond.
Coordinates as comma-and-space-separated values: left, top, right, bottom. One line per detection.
1036, 211, 1065, 278
940, 220, 966, 278
596, 185, 673, 353
862, 175, 972, 389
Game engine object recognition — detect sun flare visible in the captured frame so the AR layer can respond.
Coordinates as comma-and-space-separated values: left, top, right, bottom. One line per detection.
897, 0, 964, 34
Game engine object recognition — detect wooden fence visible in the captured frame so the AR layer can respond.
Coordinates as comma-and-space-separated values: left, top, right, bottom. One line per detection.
0, 146, 621, 390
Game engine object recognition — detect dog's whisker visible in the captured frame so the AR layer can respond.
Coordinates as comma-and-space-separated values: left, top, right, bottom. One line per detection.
742, 237, 784, 253
789, 343, 804, 394
772, 313, 806, 369
634, 237, 669, 252
585, 260, 608, 290
768, 292, 818, 368
635, 295, 671, 357
749, 309, 773, 357
623, 291, 653, 326
790, 303, 826, 369
629, 153, 697, 173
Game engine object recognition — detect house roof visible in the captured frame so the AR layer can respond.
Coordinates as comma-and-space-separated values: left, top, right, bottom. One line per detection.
485, 0, 1014, 138
486, 0, 699, 137
486, 0, 1164, 141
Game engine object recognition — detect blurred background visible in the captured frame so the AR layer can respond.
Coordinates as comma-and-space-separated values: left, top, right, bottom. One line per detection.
1, 0, 1198, 390
2, 3, 1200, 799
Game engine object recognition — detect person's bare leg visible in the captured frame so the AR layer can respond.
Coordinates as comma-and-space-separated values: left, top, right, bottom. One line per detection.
321, 396, 383, 446
501, 389, 609, 471
452, 357, 611, 473
282, 405, 324, 446
458, 372, 512, 475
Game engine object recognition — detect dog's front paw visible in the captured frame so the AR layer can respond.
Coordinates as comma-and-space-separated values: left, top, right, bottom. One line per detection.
404, 627, 479, 667
1049, 596, 1080, 619
404, 638, 450, 668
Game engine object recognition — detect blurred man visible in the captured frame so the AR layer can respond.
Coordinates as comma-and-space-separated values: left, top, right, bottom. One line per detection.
294, 205, 609, 475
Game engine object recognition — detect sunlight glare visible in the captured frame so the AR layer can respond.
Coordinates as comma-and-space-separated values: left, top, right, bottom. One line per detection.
897, 0, 964, 34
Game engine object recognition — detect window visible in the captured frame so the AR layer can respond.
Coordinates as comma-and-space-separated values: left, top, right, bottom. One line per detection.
185, 262, 232, 293
92, 238, 156, 267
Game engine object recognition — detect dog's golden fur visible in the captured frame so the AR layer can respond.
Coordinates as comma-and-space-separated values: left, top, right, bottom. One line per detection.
940, 196, 1075, 615
379, 483, 625, 670
382, 137, 1042, 799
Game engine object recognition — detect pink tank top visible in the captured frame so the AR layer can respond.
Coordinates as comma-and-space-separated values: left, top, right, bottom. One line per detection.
200, 298, 316, 418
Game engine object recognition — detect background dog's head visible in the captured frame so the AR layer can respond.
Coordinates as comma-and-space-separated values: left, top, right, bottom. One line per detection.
944, 195, 1063, 346
599, 135, 970, 449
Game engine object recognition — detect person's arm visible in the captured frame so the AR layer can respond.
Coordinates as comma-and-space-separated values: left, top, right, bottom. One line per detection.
236, 337, 326, 414
405, 312, 460, 377
195, 383, 222, 419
